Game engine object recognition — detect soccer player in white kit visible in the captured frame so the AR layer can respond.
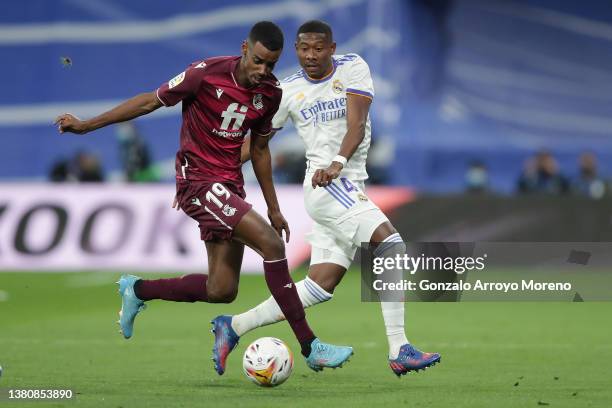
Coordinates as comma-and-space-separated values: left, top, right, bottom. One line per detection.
212, 20, 441, 376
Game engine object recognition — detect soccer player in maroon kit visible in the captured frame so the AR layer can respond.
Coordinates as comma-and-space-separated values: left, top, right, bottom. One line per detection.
55, 21, 353, 374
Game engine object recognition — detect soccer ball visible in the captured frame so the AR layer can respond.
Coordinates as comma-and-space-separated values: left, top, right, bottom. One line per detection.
243, 337, 293, 387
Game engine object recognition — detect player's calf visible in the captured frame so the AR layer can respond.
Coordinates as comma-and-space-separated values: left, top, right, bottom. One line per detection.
134, 274, 209, 302
307, 262, 346, 293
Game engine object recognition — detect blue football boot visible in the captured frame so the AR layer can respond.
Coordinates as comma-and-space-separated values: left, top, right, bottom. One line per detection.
117, 274, 146, 339
389, 344, 441, 377
210, 315, 240, 375
305, 338, 353, 372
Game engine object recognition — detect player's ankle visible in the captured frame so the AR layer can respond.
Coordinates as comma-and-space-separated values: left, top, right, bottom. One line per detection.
300, 336, 316, 357
133, 279, 145, 300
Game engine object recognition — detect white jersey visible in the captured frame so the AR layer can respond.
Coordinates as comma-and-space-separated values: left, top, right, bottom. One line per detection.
272, 53, 374, 181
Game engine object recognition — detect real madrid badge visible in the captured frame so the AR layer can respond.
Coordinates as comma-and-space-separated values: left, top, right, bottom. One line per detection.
332, 79, 344, 94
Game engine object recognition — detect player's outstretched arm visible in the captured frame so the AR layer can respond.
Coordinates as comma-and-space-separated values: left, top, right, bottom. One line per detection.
250, 132, 290, 243
312, 93, 371, 187
55, 92, 163, 135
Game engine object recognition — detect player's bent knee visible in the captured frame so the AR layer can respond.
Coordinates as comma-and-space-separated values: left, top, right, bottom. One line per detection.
370, 222, 398, 243
207, 292, 237, 304
260, 232, 285, 260
207, 286, 238, 303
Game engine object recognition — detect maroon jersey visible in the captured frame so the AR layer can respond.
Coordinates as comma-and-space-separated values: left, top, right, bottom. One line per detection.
156, 56, 281, 188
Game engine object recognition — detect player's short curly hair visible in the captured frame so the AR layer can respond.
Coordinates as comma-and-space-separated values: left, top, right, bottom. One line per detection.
297, 20, 333, 41
248, 21, 284, 51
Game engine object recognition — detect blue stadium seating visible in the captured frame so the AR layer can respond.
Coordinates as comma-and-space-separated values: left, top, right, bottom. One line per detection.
2, 0, 611, 193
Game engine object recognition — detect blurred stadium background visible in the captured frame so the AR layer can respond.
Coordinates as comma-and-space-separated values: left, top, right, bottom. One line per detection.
3, 0, 612, 189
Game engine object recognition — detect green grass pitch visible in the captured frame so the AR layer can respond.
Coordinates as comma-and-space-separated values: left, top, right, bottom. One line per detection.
1, 269, 610, 407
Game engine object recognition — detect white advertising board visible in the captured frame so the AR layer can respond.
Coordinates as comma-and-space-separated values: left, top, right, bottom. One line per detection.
0, 183, 412, 273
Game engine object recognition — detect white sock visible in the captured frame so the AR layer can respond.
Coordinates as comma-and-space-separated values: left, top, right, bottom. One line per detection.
381, 302, 409, 359
231, 277, 332, 336
374, 232, 409, 359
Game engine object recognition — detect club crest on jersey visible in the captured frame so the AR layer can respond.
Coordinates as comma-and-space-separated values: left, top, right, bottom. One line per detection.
168, 72, 185, 89
222, 204, 237, 217
253, 93, 264, 110
332, 79, 344, 94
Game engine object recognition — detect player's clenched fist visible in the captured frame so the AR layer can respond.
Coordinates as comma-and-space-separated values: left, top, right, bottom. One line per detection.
311, 162, 343, 188
55, 113, 89, 134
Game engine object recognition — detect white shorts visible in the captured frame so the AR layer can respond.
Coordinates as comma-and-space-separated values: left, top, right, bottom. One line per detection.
304, 175, 389, 269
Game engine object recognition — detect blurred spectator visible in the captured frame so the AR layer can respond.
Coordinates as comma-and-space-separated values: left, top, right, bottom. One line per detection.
517, 150, 569, 195
75, 151, 104, 182
366, 136, 394, 185
273, 152, 305, 184
572, 152, 606, 199
117, 122, 159, 182
49, 158, 73, 182
465, 160, 488, 194
48, 151, 104, 182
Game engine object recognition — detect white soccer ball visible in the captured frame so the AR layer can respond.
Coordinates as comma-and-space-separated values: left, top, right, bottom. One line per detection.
243, 337, 293, 387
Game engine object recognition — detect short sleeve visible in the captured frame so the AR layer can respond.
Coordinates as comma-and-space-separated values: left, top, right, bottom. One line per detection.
252, 91, 282, 137
271, 88, 290, 131
345, 55, 375, 100
156, 61, 207, 107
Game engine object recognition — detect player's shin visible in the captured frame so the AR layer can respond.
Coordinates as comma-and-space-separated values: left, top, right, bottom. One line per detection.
134, 274, 208, 302
231, 277, 332, 336
380, 302, 408, 359
374, 233, 409, 359
263, 258, 317, 356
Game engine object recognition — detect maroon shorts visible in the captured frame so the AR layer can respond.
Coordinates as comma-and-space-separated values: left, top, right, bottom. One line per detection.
176, 179, 252, 241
